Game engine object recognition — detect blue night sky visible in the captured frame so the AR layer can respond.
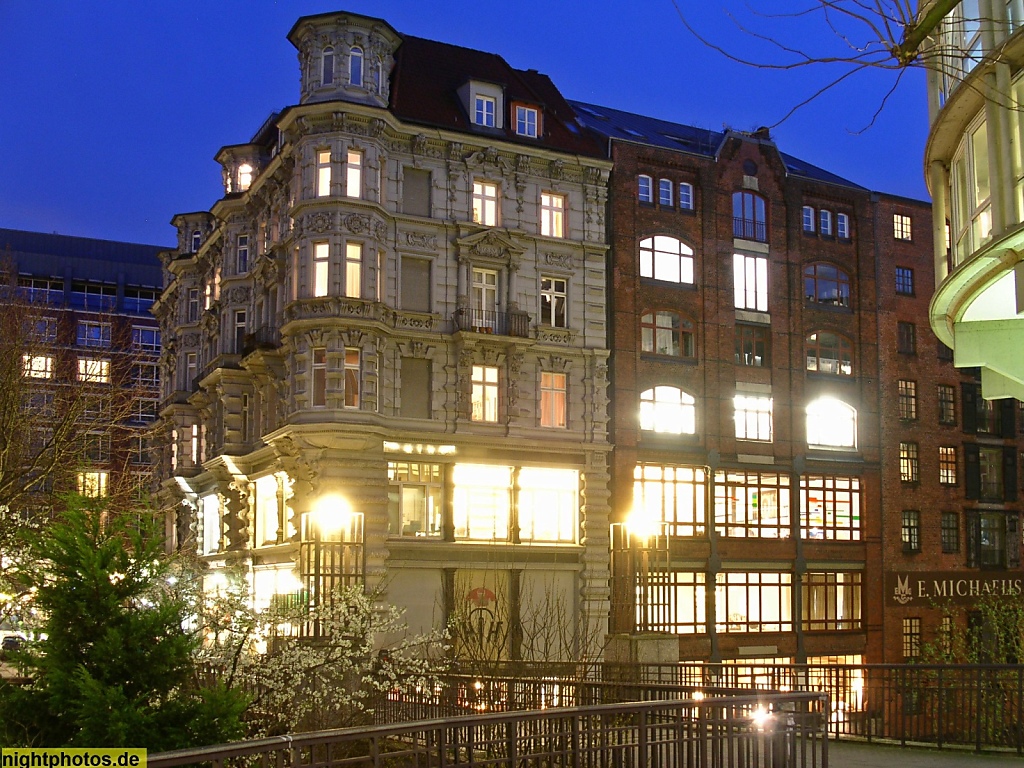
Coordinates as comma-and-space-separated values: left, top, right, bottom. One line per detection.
0, 1, 931, 248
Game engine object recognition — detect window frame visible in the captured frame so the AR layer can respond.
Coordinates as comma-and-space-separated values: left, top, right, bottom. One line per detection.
939, 446, 958, 485
638, 175, 653, 203
802, 205, 816, 233
345, 242, 362, 299
515, 105, 539, 137
715, 469, 790, 539
805, 331, 854, 376
941, 511, 960, 553
658, 178, 673, 206
540, 276, 568, 328
474, 94, 496, 127
733, 253, 768, 311
471, 364, 500, 422
894, 213, 913, 241
895, 266, 915, 296
641, 309, 695, 358
803, 262, 851, 308
540, 192, 565, 238
639, 386, 696, 435
349, 46, 363, 87
733, 394, 773, 442
388, 461, 443, 538
819, 209, 833, 236
898, 379, 918, 420
902, 509, 921, 553
539, 371, 567, 428
837, 213, 850, 240
640, 236, 695, 285
472, 180, 499, 226
800, 474, 862, 541
938, 384, 957, 425
317, 150, 332, 197
806, 398, 857, 449
344, 347, 361, 408
900, 441, 920, 483
897, 321, 917, 354
346, 149, 362, 199
732, 191, 768, 242
678, 182, 694, 210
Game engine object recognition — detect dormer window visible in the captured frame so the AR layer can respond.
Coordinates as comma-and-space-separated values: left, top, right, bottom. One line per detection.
322, 47, 335, 86
515, 105, 539, 137
475, 95, 496, 127
350, 46, 363, 86
191, 230, 202, 253
237, 163, 253, 192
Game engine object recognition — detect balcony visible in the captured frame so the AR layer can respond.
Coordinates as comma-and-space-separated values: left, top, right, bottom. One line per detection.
453, 307, 530, 338
242, 326, 282, 356
193, 354, 242, 390
733, 217, 767, 242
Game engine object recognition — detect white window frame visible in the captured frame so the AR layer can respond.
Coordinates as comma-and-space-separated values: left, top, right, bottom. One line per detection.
312, 347, 327, 407
237, 163, 253, 192
819, 209, 833, 236
540, 371, 567, 428
345, 242, 362, 299
540, 192, 565, 238
638, 175, 653, 203
474, 95, 496, 127
78, 357, 110, 384
77, 471, 109, 499
349, 46, 363, 86
313, 242, 330, 297
894, 213, 913, 241
640, 386, 696, 434
640, 236, 695, 284
344, 347, 360, 408
317, 150, 332, 197
23, 354, 53, 379
679, 182, 694, 210
515, 105, 539, 137
837, 213, 850, 239
471, 365, 500, 422
734, 394, 773, 442
237, 234, 249, 273
346, 149, 362, 199
802, 206, 815, 233
733, 253, 769, 312
659, 178, 673, 206
472, 181, 499, 226
540, 276, 567, 327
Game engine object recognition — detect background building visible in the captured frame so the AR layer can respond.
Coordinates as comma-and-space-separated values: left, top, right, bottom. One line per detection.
155, 11, 613, 660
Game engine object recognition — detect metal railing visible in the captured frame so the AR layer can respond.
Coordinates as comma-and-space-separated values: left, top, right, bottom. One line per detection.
151, 692, 828, 768
453, 307, 530, 338
733, 217, 767, 242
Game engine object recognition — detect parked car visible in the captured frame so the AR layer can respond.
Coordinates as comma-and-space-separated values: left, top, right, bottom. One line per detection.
0, 635, 23, 660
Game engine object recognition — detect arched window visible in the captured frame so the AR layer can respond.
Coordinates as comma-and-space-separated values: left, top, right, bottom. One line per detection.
640, 386, 696, 434
804, 263, 850, 307
805, 331, 853, 375
639, 236, 694, 284
732, 191, 767, 242
350, 46, 363, 86
322, 47, 335, 86
641, 310, 695, 357
376, 60, 384, 94
807, 398, 857, 449
191, 230, 201, 253
237, 163, 253, 192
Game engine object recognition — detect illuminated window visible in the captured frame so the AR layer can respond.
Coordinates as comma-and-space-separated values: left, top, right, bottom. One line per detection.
471, 268, 498, 330
344, 348, 360, 408
317, 150, 332, 197
237, 163, 253, 191
659, 178, 673, 206
638, 175, 653, 203
540, 192, 565, 237
902, 510, 921, 552
515, 105, 539, 137
942, 512, 960, 553
322, 46, 335, 85
900, 441, 919, 482
313, 242, 329, 297
800, 474, 861, 541
349, 46, 363, 86
472, 181, 498, 225
805, 331, 853, 376
734, 394, 772, 441
735, 324, 769, 366
236, 234, 249, 273
472, 365, 499, 422
894, 213, 913, 241
732, 191, 767, 241
453, 463, 511, 540
77, 471, 108, 498
733, 253, 768, 311
78, 357, 110, 384
641, 310, 694, 357
715, 572, 792, 633
939, 446, 958, 485
837, 213, 850, 239
715, 470, 790, 539
540, 276, 567, 327
388, 462, 442, 538
895, 267, 914, 295
897, 321, 916, 354
539, 371, 567, 428
938, 384, 956, 425
633, 464, 707, 537
802, 206, 815, 233
803, 263, 850, 307
77, 321, 111, 348
640, 236, 694, 284
200, 493, 220, 555
474, 94, 496, 127
23, 354, 53, 379
802, 572, 862, 631
345, 242, 362, 298
806, 398, 857, 449
312, 348, 326, 407
902, 617, 921, 659
132, 326, 160, 352
678, 182, 694, 210
346, 150, 362, 199
254, 475, 280, 546
640, 386, 695, 434
518, 467, 578, 542
898, 379, 917, 420
637, 570, 706, 635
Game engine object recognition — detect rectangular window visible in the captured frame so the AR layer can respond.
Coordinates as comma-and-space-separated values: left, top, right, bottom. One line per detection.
898, 379, 918, 420
85, 432, 111, 463
638, 175, 653, 203
400, 257, 431, 312
19, 276, 63, 304
233, 310, 246, 353
979, 446, 1004, 500
346, 150, 362, 198
633, 464, 707, 538
678, 182, 694, 210
344, 348, 360, 408
540, 192, 565, 237
715, 572, 793, 633
896, 267, 914, 295
733, 394, 772, 441
714, 470, 790, 539
472, 181, 498, 226
471, 365, 499, 422
518, 467, 578, 542
312, 348, 326, 407
540, 276, 567, 327
474, 95, 496, 127
399, 357, 431, 418
942, 511, 960, 553
939, 446, 958, 485
837, 212, 850, 239
132, 326, 160, 352
253, 474, 280, 546
200, 494, 220, 554
77, 471, 108, 499
735, 324, 769, 366
185, 353, 197, 389
733, 254, 769, 312
515, 105, 538, 137
313, 242, 329, 297
540, 371, 567, 428
819, 209, 833, 236
802, 572, 862, 631
133, 398, 158, 423
938, 342, 954, 361
237, 235, 249, 273
22, 354, 53, 379
345, 242, 362, 298
388, 461, 443, 537
894, 213, 913, 241
402, 167, 431, 217
77, 321, 111, 348
471, 267, 498, 329
800, 475, 861, 541
133, 362, 159, 388
452, 463, 510, 540
938, 384, 956, 425
897, 321, 916, 354
659, 178, 673, 206
903, 617, 921, 659
802, 206, 815, 233
187, 288, 200, 322
317, 150, 332, 197
636, 570, 707, 635
967, 511, 1018, 569
902, 509, 921, 552
77, 357, 110, 384
900, 441, 919, 482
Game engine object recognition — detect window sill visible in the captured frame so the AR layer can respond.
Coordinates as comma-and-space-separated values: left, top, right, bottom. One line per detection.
640, 352, 697, 365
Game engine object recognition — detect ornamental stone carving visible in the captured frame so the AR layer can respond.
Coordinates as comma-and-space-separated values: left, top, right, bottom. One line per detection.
307, 212, 332, 233
182, 332, 201, 349
412, 134, 427, 155
543, 253, 576, 270
404, 232, 437, 249
344, 213, 373, 235
229, 286, 251, 303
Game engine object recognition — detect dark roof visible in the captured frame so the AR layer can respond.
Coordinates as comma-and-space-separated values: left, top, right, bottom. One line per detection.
389, 36, 605, 158
569, 100, 866, 191
0, 228, 165, 285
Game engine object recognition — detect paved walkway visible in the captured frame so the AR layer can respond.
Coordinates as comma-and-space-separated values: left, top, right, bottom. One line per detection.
829, 739, 1024, 766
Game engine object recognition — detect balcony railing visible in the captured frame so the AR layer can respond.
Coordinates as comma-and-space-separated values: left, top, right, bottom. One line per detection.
733, 216, 767, 242
453, 307, 530, 338
242, 326, 282, 356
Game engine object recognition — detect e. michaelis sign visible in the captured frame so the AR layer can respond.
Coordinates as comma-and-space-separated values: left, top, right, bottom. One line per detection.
885, 571, 1024, 607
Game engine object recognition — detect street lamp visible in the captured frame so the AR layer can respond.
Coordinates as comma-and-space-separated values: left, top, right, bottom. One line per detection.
299, 493, 365, 636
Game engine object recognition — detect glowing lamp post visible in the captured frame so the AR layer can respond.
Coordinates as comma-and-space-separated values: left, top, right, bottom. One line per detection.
610, 508, 669, 634
300, 493, 365, 635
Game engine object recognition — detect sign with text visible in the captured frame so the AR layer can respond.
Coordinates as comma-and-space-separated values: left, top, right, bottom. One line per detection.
885, 571, 1024, 607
